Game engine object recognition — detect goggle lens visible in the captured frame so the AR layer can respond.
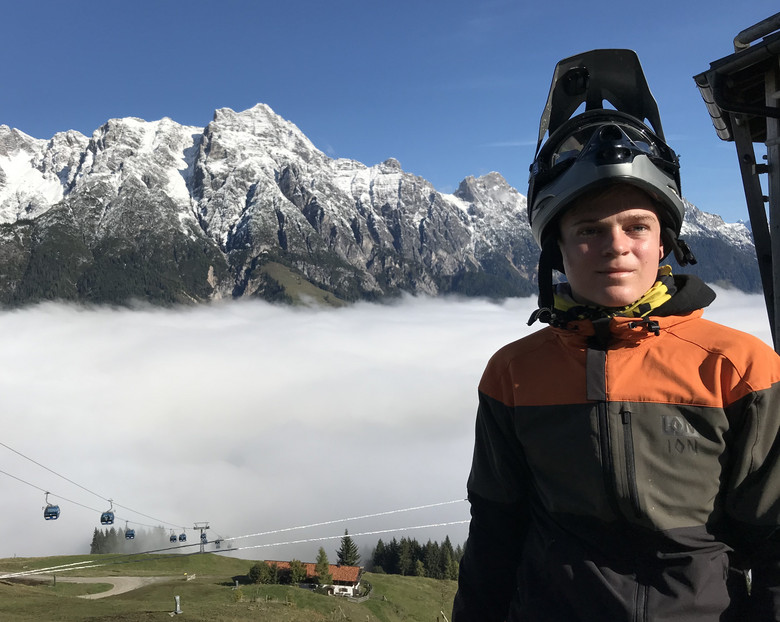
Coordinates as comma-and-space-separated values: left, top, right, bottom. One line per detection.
548, 122, 663, 168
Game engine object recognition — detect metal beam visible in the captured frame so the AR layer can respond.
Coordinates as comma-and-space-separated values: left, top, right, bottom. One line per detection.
767, 59, 780, 348
731, 115, 776, 345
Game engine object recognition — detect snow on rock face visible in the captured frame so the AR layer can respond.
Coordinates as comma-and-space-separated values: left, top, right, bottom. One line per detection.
74, 117, 201, 202
0, 126, 87, 223
681, 200, 753, 249
60, 116, 207, 243
0, 104, 762, 305
192, 104, 330, 246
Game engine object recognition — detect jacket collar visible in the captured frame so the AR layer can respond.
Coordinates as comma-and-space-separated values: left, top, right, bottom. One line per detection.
533, 272, 716, 329
556, 309, 705, 349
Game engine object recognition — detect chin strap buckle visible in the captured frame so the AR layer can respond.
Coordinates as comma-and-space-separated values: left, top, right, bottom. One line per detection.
528, 307, 555, 326
628, 319, 660, 336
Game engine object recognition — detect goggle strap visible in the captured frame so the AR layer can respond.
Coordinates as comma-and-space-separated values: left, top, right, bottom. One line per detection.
528, 239, 559, 325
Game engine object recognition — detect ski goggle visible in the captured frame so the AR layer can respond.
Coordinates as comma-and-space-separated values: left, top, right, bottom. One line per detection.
529, 114, 680, 200
551, 122, 664, 166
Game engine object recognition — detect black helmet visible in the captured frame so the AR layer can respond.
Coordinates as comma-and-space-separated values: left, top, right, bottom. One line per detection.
527, 49, 694, 266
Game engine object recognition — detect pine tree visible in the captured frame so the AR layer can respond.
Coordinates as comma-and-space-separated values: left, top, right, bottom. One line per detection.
372, 539, 387, 573
315, 547, 333, 586
445, 554, 460, 580
398, 538, 415, 576
89, 528, 102, 554
455, 543, 464, 561
424, 540, 442, 579
385, 538, 401, 574
289, 559, 307, 584
440, 536, 459, 580
336, 529, 360, 566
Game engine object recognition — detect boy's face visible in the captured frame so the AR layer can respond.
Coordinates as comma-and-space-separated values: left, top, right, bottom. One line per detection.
558, 184, 665, 308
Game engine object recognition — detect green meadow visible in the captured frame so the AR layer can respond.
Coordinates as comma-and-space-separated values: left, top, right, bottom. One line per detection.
0, 553, 457, 621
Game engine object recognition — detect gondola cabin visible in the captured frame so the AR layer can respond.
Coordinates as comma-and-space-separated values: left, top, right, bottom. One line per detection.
170, 533, 177, 543
125, 528, 135, 540
200, 533, 207, 544
43, 504, 60, 520
100, 510, 114, 525
178, 532, 187, 542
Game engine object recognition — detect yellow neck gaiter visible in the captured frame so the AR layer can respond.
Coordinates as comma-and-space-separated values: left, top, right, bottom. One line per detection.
553, 265, 675, 321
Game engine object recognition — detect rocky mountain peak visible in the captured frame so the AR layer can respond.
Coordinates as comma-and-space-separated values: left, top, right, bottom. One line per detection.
0, 125, 39, 158
207, 104, 321, 161
378, 157, 403, 171
455, 172, 522, 205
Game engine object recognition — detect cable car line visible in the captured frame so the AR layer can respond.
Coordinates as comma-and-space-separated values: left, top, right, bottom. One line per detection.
0, 441, 185, 530
3, 451, 468, 551
232, 519, 470, 553
0, 559, 100, 579
0, 465, 178, 530
0, 467, 54, 495
0, 466, 185, 532
1, 438, 468, 564
108, 501, 180, 529
0, 467, 110, 516
229, 498, 467, 541
0, 440, 111, 503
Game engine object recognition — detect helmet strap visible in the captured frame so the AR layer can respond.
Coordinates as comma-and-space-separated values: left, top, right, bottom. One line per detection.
528, 238, 559, 325
661, 227, 697, 266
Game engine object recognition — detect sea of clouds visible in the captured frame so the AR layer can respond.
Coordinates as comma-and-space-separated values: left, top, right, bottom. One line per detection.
0, 287, 772, 563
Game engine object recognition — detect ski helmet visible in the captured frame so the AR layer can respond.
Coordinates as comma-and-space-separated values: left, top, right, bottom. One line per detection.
527, 49, 694, 266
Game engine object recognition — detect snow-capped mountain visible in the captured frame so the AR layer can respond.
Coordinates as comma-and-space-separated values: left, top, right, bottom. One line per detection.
0, 104, 759, 306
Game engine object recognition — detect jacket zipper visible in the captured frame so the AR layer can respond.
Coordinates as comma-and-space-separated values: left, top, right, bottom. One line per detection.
625, 407, 648, 622
634, 582, 648, 622
621, 409, 643, 519
597, 403, 623, 518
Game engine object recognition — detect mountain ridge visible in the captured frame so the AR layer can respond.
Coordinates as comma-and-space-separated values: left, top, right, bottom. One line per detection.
0, 103, 759, 307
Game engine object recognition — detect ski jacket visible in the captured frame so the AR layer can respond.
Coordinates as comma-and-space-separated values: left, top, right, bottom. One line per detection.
453, 276, 780, 621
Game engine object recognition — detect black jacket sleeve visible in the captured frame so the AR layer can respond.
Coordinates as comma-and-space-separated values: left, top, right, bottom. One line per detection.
722, 379, 780, 620
452, 388, 532, 621
452, 492, 527, 621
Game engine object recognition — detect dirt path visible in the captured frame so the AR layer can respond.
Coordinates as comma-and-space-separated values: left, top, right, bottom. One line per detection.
56, 575, 173, 599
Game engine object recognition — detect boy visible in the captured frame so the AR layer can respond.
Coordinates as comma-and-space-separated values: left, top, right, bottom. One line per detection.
453, 49, 780, 621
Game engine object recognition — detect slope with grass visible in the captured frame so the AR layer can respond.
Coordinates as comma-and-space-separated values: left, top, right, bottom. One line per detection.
0, 554, 458, 621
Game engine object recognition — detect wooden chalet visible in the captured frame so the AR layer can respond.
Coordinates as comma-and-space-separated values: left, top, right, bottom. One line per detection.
264, 560, 363, 596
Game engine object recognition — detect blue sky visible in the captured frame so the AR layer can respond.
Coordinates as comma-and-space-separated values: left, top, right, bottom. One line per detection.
3, 1, 777, 222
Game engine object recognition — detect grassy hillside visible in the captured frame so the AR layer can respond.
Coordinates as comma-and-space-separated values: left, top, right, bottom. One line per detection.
0, 554, 457, 621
